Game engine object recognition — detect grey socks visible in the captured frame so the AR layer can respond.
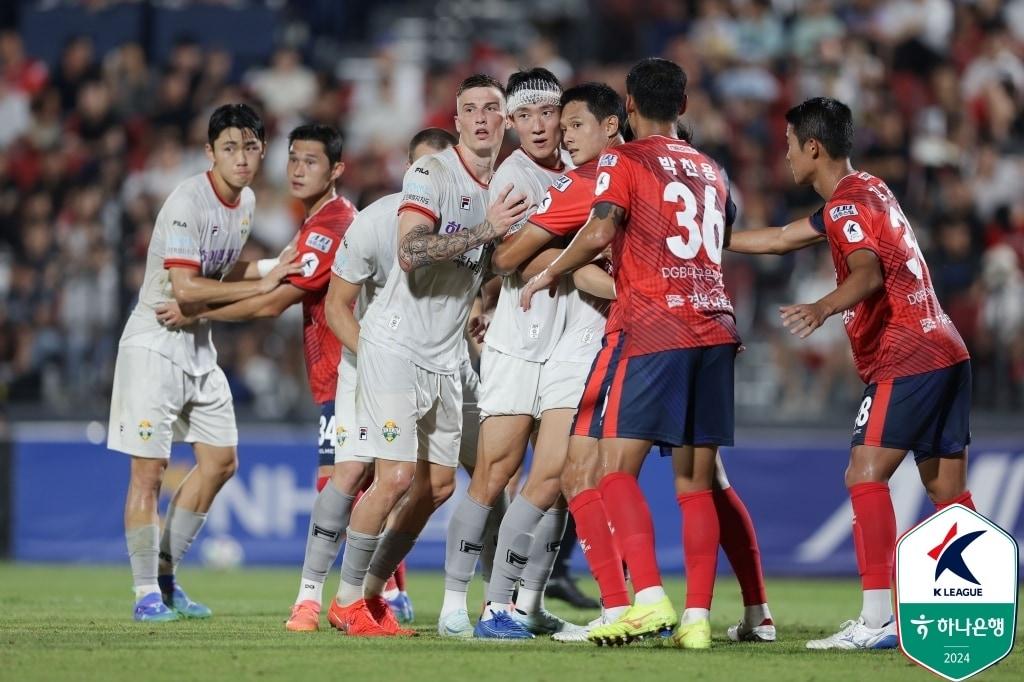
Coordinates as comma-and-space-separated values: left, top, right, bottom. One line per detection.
521, 506, 568, 591
158, 506, 207, 576
301, 484, 355, 584
367, 529, 418, 583
486, 495, 544, 604
339, 528, 381, 592
443, 495, 492, 592
127, 524, 160, 593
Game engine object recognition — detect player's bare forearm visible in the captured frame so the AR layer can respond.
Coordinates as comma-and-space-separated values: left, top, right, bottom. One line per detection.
170, 269, 270, 306
325, 275, 362, 353
222, 260, 260, 281
547, 202, 621, 277
818, 250, 883, 316
726, 218, 824, 255
572, 264, 616, 300
491, 222, 554, 275
199, 284, 302, 322
398, 218, 501, 272
520, 248, 564, 279
480, 275, 501, 313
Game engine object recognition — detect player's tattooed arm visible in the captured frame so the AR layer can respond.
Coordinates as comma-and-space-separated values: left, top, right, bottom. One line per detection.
397, 184, 529, 272
781, 249, 882, 339
726, 217, 825, 255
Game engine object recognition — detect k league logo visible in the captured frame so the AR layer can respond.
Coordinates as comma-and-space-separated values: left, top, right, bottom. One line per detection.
895, 505, 1018, 681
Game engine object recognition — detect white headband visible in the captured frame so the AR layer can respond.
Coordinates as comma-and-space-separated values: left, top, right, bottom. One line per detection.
506, 79, 562, 115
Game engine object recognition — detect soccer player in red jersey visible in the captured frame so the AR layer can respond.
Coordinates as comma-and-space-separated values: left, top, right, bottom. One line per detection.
726, 97, 973, 651
521, 59, 770, 649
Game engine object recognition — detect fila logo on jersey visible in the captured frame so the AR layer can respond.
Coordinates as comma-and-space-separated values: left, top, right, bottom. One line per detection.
830, 204, 859, 221
211, 225, 220, 236
305, 232, 334, 253
358, 427, 368, 441
414, 166, 430, 175
843, 220, 865, 243
598, 153, 618, 167
553, 175, 573, 192
300, 252, 319, 277
460, 196, 471, 210
172, 220, 187, 228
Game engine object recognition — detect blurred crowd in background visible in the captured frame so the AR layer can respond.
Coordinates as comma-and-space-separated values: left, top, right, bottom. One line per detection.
1, 0, 1023, 423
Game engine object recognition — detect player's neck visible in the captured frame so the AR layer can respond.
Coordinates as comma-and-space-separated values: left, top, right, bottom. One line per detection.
522, 146, 562, 170
208, 169, 243, 205
304, 188, 337, 219
814, 160, 857, 201
455, 143, 497, 184
633, 118, 678, 141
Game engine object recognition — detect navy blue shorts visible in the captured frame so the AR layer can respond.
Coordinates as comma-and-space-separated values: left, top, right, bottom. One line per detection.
573, 332, 736, 448
851, 360, 971, 462
317, 401, 335, 467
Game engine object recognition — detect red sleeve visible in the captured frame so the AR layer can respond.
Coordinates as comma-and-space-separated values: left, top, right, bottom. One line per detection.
822, 201, 880, 261
286, 221, 340, 292
591, 151, 633, 215
530, 173, 595, 237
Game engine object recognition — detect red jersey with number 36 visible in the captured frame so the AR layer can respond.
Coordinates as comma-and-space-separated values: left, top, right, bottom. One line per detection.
592, 135, 739, 357
810, 172, 969, 384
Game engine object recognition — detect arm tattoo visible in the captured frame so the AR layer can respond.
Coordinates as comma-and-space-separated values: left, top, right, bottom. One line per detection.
399, 219, 500, 271
592, 202, 626, 226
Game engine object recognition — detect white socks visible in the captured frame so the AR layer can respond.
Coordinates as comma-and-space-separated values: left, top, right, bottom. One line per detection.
440, 588, 468, 619
681, 607, 710, 625
861, 589, 893, 629
516, 586, 544, 614
634, 585, 667, 606
296, 578, 324, 605
744, 603, 772, 625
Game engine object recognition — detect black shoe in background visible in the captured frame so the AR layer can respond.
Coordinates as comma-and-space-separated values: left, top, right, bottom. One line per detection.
544, 575, 600, 609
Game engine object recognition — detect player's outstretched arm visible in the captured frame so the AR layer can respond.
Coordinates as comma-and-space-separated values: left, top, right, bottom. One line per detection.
572, 264, 616, 300
397, 184, 528, 272
491, 222, 556, 275
224, 244, 299, 281
168, 253, 302, 306
780, 249, 883, 339
155, 283, 304, 329
726, 217, 825, 255
519, 201, 622, 310
325, 273, 363, 354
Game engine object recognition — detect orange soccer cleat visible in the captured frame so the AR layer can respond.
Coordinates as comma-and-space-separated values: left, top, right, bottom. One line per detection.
285, 600, 321, 632
327, 598, 393, 637
366, 596, 417, 636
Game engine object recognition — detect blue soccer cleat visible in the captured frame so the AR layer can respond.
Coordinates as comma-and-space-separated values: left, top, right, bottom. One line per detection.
473, 609, 535, 640
133, 592, 179, 622
159, 576, 212, 619
387, 591, 415, 623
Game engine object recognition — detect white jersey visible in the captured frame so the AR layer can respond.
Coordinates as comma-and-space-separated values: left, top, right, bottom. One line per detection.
119, 172, 254, 375
485, 148, 574, 362
360, 146, 490, 373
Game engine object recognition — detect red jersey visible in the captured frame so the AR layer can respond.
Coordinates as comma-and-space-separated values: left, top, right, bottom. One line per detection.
286, 195, 357, 403
531, 160, 622, 334
592, 136, 739, 357
811, 172, 969, 384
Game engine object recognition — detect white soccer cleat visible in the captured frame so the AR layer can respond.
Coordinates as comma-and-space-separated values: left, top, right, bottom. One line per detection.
437, 608, 474, 638
552, 614, 605, 643
727, 618, 777, 642
805, 617, 898, 650
511, 607, 582, 636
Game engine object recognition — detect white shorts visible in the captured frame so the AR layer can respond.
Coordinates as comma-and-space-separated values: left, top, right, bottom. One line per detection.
356, 340, 462, 468
107, 346, 237, 459
458, 355, 481, 468
478, 347, 590, 419
334, 350, 373, 465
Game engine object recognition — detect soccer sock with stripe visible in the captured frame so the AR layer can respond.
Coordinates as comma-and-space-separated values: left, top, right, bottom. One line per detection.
568, 488, 630, 609
158, 506, 207, 580
336, 529, 381, 606
598, 472, 665, 601
441, 495, 492, 618
485, 495, 545, 606
297, 483, 355, 605
849, 481, 896, 628
126, 524, 160, 599
677, 490, 719, 611
479, 491, 508, 592
517, 506, 568, 614
713, 485, 769, 607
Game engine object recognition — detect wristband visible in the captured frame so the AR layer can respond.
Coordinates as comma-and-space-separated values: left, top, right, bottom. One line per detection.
257, 258, 279, 277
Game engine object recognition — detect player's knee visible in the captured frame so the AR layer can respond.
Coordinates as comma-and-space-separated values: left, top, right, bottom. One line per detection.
332, 462, 366, 495
430, 478, 456, 508
923, 479, 965, 505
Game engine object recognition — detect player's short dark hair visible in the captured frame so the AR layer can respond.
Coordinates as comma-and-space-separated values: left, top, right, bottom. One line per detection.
506, 67, 561, 95
288, 123, 344, 166
407, 127, 457, 162
561, 82, 624, 133
625, 58, 687, 123
208, 103, 265, 147
785, 97, 854, 159
457, 73, 505, 99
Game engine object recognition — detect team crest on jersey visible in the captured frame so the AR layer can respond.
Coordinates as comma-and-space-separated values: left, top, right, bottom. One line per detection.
598, 153, 618, 167
460, 196, 472, 210
842, 220, 865, 243
300, 252, 320, 277
382, 420, 401, 443
553, 175, 573, 192
305, 232, 334, 253
138, 420, 153, 441
829, 204, 858, 221
336, 425, 347, 446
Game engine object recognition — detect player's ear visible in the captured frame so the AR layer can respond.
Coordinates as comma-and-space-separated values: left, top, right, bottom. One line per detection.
605, 115, 620, 139
204, 143, 215, 165
454, 115, 462, 136
625, 94, 636, 116
331, 161, 345, 182
678, 93, 687, 116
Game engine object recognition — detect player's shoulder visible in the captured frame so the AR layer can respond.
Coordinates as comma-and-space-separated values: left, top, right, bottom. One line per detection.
239, 185, 256, 209
827, 172, 889, 220
568, 158, 600, 182
362, 191, 402, 219
411, 146, 457, 179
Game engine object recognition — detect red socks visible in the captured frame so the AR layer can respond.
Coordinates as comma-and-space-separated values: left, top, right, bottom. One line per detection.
935, 490, 975, 511
598, 472, 662, 592
568, 488, 630, 608
713, 486, 768, 606
677, 490, 719, 610
849, 482, 897, 590
394, 560, 407, 591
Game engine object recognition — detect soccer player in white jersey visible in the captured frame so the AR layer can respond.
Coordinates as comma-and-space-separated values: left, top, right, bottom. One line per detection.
108, 104, 300, 622
328, 74, 529, 636
438, 68, 582, 640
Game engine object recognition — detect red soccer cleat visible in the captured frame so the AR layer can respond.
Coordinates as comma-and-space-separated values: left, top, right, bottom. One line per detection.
327, 598, 392, 636
366, 596, 417, 636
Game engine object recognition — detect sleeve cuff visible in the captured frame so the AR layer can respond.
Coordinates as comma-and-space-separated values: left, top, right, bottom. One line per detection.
398, 202, 438, 223
163, 259, 201, 270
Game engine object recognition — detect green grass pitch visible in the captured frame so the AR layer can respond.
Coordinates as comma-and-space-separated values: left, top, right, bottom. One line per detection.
0, 564, 1020, 682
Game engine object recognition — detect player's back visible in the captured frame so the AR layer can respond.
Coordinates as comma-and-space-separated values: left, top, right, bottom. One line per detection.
596, 136, 739, 358
816, 172, 969, 383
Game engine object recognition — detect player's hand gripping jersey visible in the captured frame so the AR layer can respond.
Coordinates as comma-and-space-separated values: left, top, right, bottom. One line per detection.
809, 172, 969, 384
592, 137, 740, 357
